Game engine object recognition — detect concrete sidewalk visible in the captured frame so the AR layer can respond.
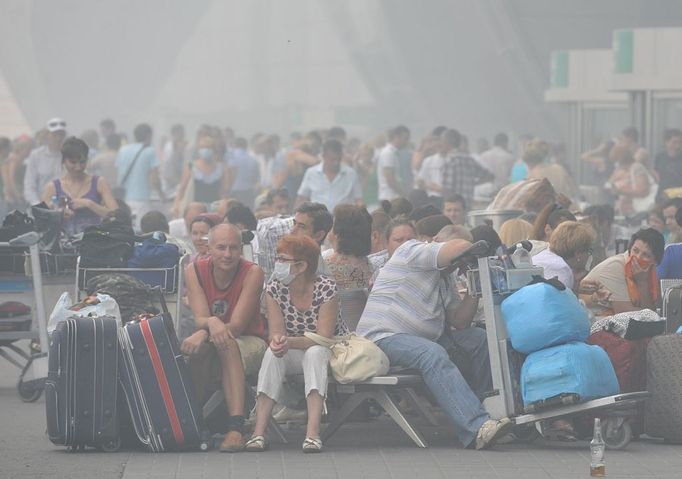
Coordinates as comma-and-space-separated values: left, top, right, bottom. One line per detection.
2, 345, 682, 479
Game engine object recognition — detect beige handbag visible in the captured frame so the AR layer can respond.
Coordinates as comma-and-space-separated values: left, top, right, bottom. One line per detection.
304, 332, 390, 383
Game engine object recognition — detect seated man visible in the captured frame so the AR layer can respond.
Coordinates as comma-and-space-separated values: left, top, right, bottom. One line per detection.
657, 207, 682, 280
180, 223, 267, 452
356, 237, 512, 450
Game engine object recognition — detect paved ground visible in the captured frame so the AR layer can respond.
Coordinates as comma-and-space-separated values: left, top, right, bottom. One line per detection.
2, 342, 682, 479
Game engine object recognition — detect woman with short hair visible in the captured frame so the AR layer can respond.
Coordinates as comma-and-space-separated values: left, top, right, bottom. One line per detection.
246, 235, 347, 453
325, 205, 373, 290
533, 221, 596, 291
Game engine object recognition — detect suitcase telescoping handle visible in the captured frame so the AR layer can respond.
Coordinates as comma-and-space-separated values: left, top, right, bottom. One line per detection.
150, 286, 175, 336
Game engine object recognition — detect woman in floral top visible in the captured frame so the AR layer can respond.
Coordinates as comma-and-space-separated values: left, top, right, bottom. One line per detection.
324, 205, 373, 290
246, 235, 346, 454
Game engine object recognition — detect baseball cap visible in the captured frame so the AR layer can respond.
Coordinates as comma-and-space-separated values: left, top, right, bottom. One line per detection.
46, 118, 67, 133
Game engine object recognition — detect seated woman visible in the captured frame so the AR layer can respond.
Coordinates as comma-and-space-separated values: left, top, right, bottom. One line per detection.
188, 213, 222, 263
41, 137, 117, 235
246, 235, 348, 453
499, 218, 533, 247
324, 205, 373, 290
581, 228, 665, 315
532, 221, 596, 291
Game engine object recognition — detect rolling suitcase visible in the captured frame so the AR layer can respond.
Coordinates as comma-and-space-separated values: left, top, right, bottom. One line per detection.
118, 295, 209, 452
663, 285, 682, 333
45, 316, 120, 451
644, 334, 682, 443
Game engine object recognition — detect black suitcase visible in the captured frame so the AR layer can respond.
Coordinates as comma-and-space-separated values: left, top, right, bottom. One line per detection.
45, 316, 120, 451
118, 296, 209, 452
644, 334, 682, 443
663, 285, 682, 333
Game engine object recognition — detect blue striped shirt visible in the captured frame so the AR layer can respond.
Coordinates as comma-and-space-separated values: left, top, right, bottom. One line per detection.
356, 240, 459, 342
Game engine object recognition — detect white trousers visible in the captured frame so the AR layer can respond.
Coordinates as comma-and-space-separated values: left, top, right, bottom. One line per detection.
256, 346, 331, 402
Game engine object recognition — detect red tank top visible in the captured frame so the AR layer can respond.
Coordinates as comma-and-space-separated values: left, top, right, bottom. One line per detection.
193, 257, 265, 338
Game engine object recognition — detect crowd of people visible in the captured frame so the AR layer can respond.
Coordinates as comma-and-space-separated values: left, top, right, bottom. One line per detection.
2, 116, 682, 453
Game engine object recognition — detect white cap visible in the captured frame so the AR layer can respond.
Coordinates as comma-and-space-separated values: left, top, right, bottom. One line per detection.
46, 118, 67, 132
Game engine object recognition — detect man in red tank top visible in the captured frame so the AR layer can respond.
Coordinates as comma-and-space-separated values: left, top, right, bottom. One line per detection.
180, 223, 266, 452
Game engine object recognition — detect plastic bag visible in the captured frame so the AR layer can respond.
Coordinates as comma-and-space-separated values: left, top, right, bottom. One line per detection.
501, 281, 590, 354
47, 292, 122, 333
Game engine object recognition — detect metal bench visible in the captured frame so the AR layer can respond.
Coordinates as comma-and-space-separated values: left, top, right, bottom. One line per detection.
322, 372, 436, 448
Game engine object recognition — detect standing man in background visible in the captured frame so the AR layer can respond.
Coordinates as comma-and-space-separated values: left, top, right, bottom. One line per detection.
378, 126, 410, 202
23, 118, 67, 205
116, 123, 165, 228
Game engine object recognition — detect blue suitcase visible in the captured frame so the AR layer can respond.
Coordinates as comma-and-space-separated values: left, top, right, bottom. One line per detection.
118, 296, 209, 452
46, 316, 120, 451
521, 342, 619, 410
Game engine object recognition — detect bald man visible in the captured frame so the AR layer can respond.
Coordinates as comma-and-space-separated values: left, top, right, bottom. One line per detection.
181, 223, 267, 452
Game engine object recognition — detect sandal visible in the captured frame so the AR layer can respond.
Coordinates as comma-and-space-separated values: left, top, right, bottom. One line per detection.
244, 435, 268, 452
302, 436, 323, 453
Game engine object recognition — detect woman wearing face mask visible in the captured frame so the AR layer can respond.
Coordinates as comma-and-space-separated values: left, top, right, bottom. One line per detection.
172, 135, 229, 217
581, 228, 665, 315
41, 136, 117, 235
246, 235, 348, 453
532, 221, 596, 292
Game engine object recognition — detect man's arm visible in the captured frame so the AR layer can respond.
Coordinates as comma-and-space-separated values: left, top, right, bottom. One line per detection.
436, 239, 473, 270
23, 154, 40, 205
224, 266, 264, 337
445, 293, 479, 330
185, 263, 218, 331
473, 160, 495, 185
295, 168, 312, 208
149, 167, 165, 201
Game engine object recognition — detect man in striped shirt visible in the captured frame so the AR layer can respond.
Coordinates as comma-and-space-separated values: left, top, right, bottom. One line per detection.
356, 238, 511, 450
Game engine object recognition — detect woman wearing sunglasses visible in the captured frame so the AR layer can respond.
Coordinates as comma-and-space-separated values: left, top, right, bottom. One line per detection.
41, 136, 117, 235
246, 234, 348, 453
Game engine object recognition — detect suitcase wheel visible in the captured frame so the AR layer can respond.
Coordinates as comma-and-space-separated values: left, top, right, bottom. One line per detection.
99, 437, 121, 453
199, 441, 209, 452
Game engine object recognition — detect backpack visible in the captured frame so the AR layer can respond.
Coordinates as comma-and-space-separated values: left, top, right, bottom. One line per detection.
78, 220, 137, 268
0, 210, 35, 273
127, 239, 182, 291
85, 273, 158, 324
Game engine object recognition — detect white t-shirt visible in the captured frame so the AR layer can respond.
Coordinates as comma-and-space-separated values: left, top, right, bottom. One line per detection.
532, 249, 575, 290
417, 153, 446, 197
478, 146, 516, 190
377, 143, 400, 201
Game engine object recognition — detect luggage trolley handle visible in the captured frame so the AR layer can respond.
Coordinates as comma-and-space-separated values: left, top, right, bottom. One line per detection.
0, 231, 41, 248
150, 286, 175, 336
449, 240, 490, 268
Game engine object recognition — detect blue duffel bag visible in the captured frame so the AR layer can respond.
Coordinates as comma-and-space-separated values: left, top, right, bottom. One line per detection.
521, 342, 620, 407
501, 279, 590, 354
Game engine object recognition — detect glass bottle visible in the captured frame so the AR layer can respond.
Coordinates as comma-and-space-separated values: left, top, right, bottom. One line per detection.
590, 418, 606, 477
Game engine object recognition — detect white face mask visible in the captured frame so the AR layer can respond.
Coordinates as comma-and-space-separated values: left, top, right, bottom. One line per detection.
273, 261, 296, 285
584, 254, 593, 272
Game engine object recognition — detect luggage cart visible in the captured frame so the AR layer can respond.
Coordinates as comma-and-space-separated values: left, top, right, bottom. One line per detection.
0, 232, 50, 402
75, 254, 189, 334
470, 256, 647, 450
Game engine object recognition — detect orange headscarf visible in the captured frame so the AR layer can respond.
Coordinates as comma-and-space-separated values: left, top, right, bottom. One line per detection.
624, 254, 659, 307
